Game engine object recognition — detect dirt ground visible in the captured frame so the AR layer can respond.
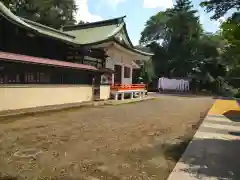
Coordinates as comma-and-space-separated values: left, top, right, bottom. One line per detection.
0, 95, 214, 180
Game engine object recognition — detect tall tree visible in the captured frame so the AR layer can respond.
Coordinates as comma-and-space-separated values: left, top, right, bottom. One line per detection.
220, 12, 240, 85
140, 0, 203, 77
140, 0, 231, 93
190, 33, 227, 85
2, 0, 77, 29
200, 0, 240, 91
200, 0, 240, 19
133, 46, 155, 83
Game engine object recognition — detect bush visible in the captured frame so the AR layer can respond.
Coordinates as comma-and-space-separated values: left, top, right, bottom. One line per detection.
234, 89, 240, 98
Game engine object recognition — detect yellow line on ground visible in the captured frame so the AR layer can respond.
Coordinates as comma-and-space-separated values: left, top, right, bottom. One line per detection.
208, 99, 240, 115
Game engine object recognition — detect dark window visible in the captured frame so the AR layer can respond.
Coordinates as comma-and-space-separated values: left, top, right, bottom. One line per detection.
37, 72, 51, 83
25, 72, 35, 83
124, 66, 131, 78
2, 73, 20, 84
114, 65, 122, 84
0, 74, 3, 84
23, 72, 51, 84
0, 61, 99, 85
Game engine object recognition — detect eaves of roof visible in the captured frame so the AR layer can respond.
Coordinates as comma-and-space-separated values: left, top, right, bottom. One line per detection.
63, 21, 125, 45
0, 51, 98, 71
84, 38, 154, 57
0, 1, 153, 56
0, 2, 81, 45
63, 16, 126, 31
63, 17, 153, 56
22, 18, 75, 39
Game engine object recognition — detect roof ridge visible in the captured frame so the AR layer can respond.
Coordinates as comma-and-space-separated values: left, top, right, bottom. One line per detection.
21, 18, 75, 39
63, 16, 126, 31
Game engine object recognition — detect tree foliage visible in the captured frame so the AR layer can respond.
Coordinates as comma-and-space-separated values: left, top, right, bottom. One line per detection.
140, 0, 203, 78
140, 0, 232, 92
137, 59, 155, 84
2, 0, 77, 29
220, 12, 240, 87
221, 13, 240, 66
200, 0, 240, 91
200, 0, 240, 19
133, 46, 155, 83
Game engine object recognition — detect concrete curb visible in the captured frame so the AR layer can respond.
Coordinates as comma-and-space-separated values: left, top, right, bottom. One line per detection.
166, 103, 215, 180
167, 99, 240, 180
0, 96, 156, 119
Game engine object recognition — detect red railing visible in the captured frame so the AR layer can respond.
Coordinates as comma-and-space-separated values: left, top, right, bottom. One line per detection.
111, 84, 146, 91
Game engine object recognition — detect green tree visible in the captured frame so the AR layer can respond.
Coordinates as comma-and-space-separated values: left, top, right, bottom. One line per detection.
200, 0, 240, 90
200, 0, 240, 71
134, 46, 155, 83
140, 0, 203, 77
140, 59, 155, 83
140, 0, 230, 93
200, 0, 240, 19
147, 42, 170, 77
221, 13, 240, 66
220, 12, 240, 88
200, 0, 240, 91
2, 0, 77, 29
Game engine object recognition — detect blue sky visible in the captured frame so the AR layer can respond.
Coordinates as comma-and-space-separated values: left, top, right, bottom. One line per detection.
75, 0, 223, 45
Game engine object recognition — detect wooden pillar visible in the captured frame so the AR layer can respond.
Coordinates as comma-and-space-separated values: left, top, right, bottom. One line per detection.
130, 92, 134, 99
115, 93, 119, 100
121, 93, 124, 100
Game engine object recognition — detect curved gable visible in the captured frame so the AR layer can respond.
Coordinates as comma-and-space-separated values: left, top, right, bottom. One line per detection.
0, 2, 76, 43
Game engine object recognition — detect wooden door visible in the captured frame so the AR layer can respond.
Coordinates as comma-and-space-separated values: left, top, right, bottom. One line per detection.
114, 65, 122, 84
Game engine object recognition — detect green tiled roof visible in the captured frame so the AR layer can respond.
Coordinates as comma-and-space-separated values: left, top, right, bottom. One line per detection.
63, 17, 153, 56
64, 23, 124, 44
0, 1, 153, 57
0, 2, 77, 44
63, 17, 126, 44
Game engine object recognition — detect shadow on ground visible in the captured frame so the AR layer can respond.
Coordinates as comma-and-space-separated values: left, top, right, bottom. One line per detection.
163, 138, 240, 179
213, 96, 236, 100
0, 176, 17, 180
229, 131, 240, 136
155, 92, 212, 98
223, 110, 240, 122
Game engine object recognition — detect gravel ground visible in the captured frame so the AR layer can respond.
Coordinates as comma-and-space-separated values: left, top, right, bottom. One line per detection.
0, 95, 214, 180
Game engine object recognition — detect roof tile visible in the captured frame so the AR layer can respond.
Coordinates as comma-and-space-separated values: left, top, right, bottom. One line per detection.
0, 51, 98, 71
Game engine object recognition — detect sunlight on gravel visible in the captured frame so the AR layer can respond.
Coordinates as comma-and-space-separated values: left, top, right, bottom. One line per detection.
0, 95, 213, 180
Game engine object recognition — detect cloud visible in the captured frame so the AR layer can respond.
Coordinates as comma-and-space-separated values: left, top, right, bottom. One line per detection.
216, 17, 226, 26
143, 0, 173, 9
75, 0, 102, 23
98, 0, 127, 9
108, 0, 127, 6
132, 39, 139, 46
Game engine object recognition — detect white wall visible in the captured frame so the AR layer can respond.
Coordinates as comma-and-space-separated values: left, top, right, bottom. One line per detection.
0, 85, 93, 111
106, 46, 135, 85
100, 85, 110, 100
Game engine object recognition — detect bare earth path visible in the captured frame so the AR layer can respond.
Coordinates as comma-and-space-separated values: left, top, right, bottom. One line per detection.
0, 95, 213, 180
